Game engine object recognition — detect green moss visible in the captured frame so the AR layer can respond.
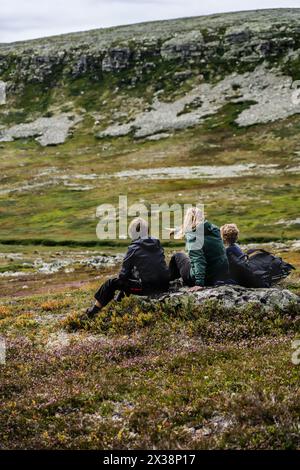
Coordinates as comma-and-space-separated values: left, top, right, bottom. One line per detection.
203, 101, 258, 132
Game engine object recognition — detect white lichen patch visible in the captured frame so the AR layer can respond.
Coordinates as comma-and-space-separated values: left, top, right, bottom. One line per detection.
98, 65, 300, 139
275, 218, 300, 226
0, 163, 297, 198
0, 251, 123, 278
0, 180, 60, 196
63, 182, 95, 191
145, 132, 172, 141
0, 271, 34, 278
0, 114, 82, 146
45, 331, 73, 351
45, 331, 117, 352
102, 163, 281, 180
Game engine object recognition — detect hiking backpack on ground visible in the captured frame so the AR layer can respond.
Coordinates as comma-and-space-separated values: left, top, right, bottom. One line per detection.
228, 248, 295, 288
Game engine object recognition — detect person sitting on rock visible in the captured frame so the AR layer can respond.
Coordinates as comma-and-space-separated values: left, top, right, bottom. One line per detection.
220, 223, 244, 258
220, 223, 267, 287
169, 207, 229, 291
85, 217, 170, 318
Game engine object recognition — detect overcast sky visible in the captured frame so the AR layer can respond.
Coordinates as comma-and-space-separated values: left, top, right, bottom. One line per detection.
1, 0, 300, 43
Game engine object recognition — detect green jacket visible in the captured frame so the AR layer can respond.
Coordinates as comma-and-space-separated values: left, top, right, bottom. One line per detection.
185, 221, 229, 286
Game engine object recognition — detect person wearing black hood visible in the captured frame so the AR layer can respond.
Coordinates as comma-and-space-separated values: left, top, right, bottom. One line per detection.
85, 217, 170, 318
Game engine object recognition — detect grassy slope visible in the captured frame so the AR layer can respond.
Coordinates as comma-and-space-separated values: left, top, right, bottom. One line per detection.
0, 105, 300, 245
0, 11, 299, 450
0, 249, 299, 450
0, 24, 299, 246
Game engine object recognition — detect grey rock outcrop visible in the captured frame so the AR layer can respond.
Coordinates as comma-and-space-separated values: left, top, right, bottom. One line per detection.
102, 47, 132, 72
0, 114, 81, 146
1, 9, 300, 86
98, 65, 300, 138
161, 30, 204, 60
146, 285, 300, 313
2, 9, 300, 143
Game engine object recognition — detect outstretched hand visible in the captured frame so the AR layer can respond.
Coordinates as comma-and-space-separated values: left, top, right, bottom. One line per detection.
188, 286, 204, 292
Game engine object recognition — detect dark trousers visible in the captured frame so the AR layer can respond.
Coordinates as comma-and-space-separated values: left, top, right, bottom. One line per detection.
94, 277, 169, 307
169, 252, 230, 287
169, 252, 195, 287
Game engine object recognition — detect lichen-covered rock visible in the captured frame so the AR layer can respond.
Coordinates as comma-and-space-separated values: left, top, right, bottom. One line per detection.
146, 285, 300, 312
0, 114, 81, 146
1, 9, 300, 85
98, 65, 300, 138
102, 47, 132, 72
224, 25, 253, 44
2, 9, 300, 142
161, 30, 204, 60
72, 54, 88, 77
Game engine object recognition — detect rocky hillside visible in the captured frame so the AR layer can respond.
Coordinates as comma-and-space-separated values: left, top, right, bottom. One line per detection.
0, 12, 299, 451
1, 9, 300, 144
0, 9, 300, 244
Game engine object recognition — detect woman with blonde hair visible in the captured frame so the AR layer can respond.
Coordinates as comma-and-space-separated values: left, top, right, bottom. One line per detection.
85, 217, 170, 317
169, 207, 229, 290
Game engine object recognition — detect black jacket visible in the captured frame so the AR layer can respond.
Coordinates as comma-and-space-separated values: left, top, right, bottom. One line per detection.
226, 244, 268, 288
119, 237, 170, 287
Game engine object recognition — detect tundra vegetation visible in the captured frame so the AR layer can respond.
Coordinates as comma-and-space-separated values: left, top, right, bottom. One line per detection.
0, 9, 299, 449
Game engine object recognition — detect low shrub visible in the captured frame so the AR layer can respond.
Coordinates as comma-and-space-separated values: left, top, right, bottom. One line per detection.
62, 295, 300, 341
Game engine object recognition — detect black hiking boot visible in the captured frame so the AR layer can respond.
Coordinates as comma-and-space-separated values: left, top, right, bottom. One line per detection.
85, 304, 101, 318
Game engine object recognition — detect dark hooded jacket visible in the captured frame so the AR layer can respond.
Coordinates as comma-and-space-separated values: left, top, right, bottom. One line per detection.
119, 237, 170, 288
226, 244, 271, 288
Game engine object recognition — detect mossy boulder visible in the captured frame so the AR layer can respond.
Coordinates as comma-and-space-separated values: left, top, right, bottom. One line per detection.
153, 285, 300, 312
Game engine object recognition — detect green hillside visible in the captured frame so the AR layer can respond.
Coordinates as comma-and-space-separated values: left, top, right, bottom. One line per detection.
0, 9, 299, 246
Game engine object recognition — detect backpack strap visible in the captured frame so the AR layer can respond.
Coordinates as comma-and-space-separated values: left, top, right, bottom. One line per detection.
246, 248, 270, 256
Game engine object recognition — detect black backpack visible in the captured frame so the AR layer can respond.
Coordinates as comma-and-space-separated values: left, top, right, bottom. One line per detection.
246, 249, 295, 287
228, 248, 295, 288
